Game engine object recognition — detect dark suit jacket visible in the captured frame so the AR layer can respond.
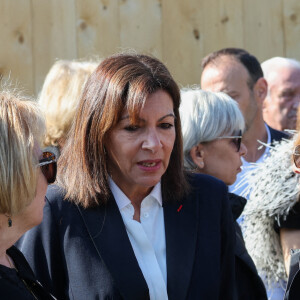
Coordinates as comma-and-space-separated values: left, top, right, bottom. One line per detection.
229, 193, 267, 300
17, 174, 235, 300
268, 125, 290, 143
284, 249, 300, 300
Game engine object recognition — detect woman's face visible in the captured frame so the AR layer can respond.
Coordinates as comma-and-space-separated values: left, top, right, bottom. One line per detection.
199, 137, 247, 186
21, 152, 48, 230
105, 90, 176, 199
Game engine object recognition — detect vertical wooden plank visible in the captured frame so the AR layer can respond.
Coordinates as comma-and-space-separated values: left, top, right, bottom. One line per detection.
76, 0, 120, 59
0, 0, 34, 95
162, 0, 204, 87
162, 0, 244, 87
283, 0, 300, 60
119, 0, 162, 58
200, 0, 244, 56
243, 0, 284, 62
31, 0, 77, 95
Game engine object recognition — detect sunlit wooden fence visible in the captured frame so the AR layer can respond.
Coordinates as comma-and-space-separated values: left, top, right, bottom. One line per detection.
1, 0, 300, 96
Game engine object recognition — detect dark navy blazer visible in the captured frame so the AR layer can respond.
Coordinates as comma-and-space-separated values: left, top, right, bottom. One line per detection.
17, 174, 235, 300
268, 125, 290, 143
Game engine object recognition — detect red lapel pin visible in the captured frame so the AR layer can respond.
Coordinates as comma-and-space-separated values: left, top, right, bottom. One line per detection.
177, 204, 183, 212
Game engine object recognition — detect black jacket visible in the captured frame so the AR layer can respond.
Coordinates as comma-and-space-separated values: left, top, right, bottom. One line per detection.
268, 125, 290, 144
284, 249, 300, 300
229, 193, 267, 300
17, 174, 235, 300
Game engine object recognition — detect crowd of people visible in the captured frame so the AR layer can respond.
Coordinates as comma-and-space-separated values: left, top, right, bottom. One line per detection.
1, 48, 300, 300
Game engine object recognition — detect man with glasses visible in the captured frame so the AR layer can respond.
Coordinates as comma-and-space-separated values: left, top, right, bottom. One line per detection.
200, 48, 288, 197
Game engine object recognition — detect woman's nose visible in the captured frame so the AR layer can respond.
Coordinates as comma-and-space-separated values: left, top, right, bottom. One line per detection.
239, 142, 247, 157
141, 129, 162, 153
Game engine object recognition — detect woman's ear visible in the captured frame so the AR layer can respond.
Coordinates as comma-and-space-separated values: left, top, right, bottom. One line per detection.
190, 144, 205, 169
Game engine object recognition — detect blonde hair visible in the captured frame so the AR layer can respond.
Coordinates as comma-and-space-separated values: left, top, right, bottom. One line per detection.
39, 60, 98, 148
0, 90, 45, 215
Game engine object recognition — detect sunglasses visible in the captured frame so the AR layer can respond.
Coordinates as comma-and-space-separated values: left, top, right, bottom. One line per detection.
38, 151, 57, 184
293, 145, 300, 168
216, 130, 242, 152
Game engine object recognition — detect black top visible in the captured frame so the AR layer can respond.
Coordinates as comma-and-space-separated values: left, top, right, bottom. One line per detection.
0, 246, 56, 300
274, 201, 300, 232
284, 249, 300, 300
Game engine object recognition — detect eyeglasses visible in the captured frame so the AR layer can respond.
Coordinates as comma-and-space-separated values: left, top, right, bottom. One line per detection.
38, 151, 57, 184
293, 145, 300, 168
216, 130, 242, 152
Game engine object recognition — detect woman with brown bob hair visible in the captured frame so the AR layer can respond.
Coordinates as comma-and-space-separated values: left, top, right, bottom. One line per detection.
18, 53, 235, 300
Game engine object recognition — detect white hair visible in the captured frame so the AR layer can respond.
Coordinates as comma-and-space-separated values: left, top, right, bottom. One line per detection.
261, 57, 300, 81
180, 87, 245, 170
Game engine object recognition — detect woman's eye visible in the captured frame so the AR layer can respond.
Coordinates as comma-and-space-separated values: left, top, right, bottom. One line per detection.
160, 123, 174, 129
124, 125, 139, 132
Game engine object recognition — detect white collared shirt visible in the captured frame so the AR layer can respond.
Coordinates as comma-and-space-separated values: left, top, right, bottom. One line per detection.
229, 123, 271, 197
109, 178, 168, 300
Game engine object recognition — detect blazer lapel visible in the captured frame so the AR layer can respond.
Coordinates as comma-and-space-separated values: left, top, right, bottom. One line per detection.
163, 196, 198, 300
77, 196, 149, 300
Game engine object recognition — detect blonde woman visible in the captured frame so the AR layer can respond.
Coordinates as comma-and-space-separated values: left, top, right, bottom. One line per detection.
39, 60, 98, 153
0, 90, 57, 299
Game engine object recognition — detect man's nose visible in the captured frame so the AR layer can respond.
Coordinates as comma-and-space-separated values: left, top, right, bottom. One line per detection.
292, 95, 300, 109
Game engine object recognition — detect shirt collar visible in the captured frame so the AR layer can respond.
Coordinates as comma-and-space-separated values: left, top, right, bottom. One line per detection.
265, 123, 271, 145
108, 177, 162, 210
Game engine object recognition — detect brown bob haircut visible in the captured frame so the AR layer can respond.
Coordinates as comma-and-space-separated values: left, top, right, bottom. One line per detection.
58, 53, 189, 207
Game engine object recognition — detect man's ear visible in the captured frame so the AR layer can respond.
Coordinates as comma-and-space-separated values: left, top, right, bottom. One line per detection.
253, 77, 268, 106
190, 144, 205, 169
262, 96, 269, 113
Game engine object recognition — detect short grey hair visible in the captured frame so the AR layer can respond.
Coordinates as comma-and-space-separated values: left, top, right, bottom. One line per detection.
180, 87, 245, 170
262, 57, 300, 80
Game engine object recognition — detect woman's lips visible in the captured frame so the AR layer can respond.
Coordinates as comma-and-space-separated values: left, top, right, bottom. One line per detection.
137, 160, 162, 171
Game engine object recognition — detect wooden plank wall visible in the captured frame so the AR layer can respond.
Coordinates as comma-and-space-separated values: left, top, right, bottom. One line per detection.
0, 0, 300, 96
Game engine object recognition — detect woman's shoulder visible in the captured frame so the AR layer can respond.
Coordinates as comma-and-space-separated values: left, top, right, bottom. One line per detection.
45, 184, 77, 215
184, 173, 228, 212
6, 246, 35, 280
46, 184, 65, 200
186, 172, 227, 194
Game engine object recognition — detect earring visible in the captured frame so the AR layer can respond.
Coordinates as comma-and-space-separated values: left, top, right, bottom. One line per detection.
5, 214, 12, 227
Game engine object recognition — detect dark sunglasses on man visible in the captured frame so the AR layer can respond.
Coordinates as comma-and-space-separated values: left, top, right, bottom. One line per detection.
38, 151, 57, 184
217, 130, 242, 152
